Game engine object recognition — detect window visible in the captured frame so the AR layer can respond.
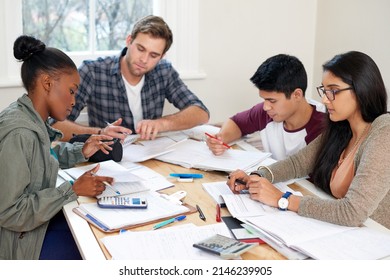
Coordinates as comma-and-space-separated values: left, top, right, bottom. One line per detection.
0, 0, 203, 88
22, 0, 153, 52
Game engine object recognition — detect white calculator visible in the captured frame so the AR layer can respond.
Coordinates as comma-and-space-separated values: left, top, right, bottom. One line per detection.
193, 234, 257, 259
97, 196, 147, 209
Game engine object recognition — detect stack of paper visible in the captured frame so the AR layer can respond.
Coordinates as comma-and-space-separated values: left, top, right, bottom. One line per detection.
156, 139, 271, 172
180, 124, 220, 141
243, 211, 390, 259
122, 138, 176, 162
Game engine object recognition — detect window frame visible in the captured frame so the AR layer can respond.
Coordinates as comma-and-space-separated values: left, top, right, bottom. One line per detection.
0, 0, 204, 88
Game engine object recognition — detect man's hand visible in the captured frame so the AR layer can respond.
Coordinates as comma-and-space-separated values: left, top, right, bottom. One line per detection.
135, 119, 166, 140
101, 118, 132, 141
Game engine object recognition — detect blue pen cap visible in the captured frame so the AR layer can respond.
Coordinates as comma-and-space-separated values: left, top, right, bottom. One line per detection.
175, 215, 186, 221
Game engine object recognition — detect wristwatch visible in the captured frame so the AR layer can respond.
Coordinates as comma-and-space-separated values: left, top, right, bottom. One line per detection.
278, 191, 292, 211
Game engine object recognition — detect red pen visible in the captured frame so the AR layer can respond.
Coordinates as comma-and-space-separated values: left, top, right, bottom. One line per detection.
216, 204, 221, 222
205, 132, 231, 149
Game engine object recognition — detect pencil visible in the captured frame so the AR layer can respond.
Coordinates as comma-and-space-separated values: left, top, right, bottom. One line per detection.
204, 132, 231, 148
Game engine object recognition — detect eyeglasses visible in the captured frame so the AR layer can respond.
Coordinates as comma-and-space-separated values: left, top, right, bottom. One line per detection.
316, 86, 353, 101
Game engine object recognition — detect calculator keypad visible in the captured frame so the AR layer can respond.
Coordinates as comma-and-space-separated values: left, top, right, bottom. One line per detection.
193, 234, 257, 259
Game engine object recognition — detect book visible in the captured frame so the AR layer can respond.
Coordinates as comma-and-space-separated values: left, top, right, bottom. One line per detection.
244, 211, 390, 260
73, 191, 196, 232
221, 216, 265, 244
156, 139, 271, 172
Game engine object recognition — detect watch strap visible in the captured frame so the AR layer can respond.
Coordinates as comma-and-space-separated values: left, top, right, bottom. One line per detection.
278, 191, 292, 210
282, 191, 292, 199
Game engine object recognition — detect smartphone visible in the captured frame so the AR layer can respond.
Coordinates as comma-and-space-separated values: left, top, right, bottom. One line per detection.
97, 196, 147, 209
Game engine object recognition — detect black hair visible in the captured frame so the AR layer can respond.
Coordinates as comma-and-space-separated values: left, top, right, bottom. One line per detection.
250, 54, 307, 98
311, 51, 388, 194
13, 35, 77, 92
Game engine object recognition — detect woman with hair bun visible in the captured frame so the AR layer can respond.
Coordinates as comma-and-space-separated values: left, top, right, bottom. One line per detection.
0, 35, 115, 259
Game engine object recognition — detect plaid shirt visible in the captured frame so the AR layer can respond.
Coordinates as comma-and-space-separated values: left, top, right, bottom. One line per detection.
68, 48, 209, 131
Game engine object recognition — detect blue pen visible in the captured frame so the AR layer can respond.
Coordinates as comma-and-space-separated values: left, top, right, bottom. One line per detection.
169, 173, 203, 179
153, 215, 186, 230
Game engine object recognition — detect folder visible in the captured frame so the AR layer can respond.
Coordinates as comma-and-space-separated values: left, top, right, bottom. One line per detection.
221, 216, 265, 244
73, 191, 196, 232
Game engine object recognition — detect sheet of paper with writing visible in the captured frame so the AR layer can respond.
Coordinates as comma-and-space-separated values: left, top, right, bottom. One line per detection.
156, 139, 271, 172
202, 181, 299, 217
101, 223, 233, 260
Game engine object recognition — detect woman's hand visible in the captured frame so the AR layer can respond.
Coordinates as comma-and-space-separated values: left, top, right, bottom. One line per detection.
71, 164, 114, 197
247, 176, 283, 208
82, 134, 114, 158
227, 169, 250, 193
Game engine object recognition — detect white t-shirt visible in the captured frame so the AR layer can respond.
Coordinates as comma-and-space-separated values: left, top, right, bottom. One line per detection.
122, 75, 145, 128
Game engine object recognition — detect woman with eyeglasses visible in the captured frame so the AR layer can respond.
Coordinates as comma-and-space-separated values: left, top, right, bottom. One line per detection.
227, 51, 390, 229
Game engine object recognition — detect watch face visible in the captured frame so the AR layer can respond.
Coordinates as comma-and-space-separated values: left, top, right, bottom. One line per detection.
278, 198, 289, 210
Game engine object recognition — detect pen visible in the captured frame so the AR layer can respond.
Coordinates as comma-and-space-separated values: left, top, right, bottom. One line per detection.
227, 175, 246, 186
102, 181, 121, 195
105, 121, 130, 135
153, 215, 186, 230
91, 171, 120, 195
216, 204, 221, 222
169, 173, 203, 179
204, 132, 231, 149
196, 204, 206, 221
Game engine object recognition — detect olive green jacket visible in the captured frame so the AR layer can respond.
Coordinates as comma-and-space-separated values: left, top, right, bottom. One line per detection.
0, 94, 86, 259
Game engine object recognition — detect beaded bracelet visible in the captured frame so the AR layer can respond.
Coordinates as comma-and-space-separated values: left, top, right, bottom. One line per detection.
253, 165, 274, 183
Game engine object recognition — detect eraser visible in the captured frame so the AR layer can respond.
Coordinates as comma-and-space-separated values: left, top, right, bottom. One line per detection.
177, 178, 193, 183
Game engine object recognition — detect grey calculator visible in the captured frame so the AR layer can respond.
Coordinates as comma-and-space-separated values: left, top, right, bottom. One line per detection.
193, 234, 257, 259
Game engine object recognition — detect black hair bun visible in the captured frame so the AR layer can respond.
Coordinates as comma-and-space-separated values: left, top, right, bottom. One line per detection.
13, 35, 46, 61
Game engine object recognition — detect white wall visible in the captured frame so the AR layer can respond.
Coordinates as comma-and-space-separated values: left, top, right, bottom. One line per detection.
183, 0, 317, 124
1, 0, 389, 124
313, 0, 390, 110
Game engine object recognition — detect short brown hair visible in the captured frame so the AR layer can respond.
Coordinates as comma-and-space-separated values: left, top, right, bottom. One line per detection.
131, 15, 173, 54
